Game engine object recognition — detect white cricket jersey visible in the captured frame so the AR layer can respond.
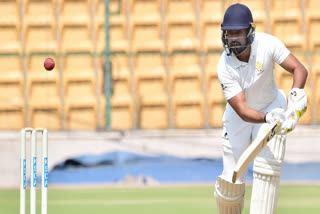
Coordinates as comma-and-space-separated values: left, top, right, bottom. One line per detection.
217, 32, 290, 120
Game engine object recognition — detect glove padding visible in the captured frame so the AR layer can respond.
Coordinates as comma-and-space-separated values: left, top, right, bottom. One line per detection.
278, 88, 307, 135
265, 108, 286, 125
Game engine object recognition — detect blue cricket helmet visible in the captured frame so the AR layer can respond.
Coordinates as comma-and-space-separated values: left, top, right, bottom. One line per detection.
221, 3, 256, 56
221, 3, 254, 30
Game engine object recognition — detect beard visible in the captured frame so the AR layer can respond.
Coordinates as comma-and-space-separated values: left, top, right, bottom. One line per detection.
229, 40, 248, 56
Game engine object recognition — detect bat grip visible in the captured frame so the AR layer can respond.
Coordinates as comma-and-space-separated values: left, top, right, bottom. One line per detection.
284, 107, 295, 119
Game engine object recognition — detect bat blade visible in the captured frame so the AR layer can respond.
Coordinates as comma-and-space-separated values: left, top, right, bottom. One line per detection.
232, 120, 280, 183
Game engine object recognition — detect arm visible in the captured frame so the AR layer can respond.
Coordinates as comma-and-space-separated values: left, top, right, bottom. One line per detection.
279, 53, 308, 89
228, 92, 265, 123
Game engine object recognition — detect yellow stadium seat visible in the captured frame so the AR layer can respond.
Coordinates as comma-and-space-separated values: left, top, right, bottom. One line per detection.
201, 19, 222, 52
107, 54, 134, 130
0, 102, 25, 129
134, 53, 168, 129
26, 55, 59, 92
134, 52, 165, 73
64, 96, 98, 130
0, 55, 24, 129
111, 95, 134, 130
138, 99, 168, 129
199, 0, 224, 22
59, 23, 93, 53
165, 0, 196, 22
23, 0, 55, 25
28, 105, 62, 130
136, 71, 168, 129
0, 56, 23, 85
208, 102, 225, 127
130, 20, 164, 52
204, 53, 220, 74
0, 0, 19, 26
307, 18, 320, 50
170, 52, 204, 128
130, 0, 161, 22
0, 24, 21, 54
166, 20, 200, 52
306, 0, 320, 19
63, 53, 98, 130
59, 0, 91, 25
205, 53, 225, 127
26, 54, 62, 130
270, 0, 305, 50
62, 53, 95, 86
23, 23, 57, 54
95, 17, 128, 53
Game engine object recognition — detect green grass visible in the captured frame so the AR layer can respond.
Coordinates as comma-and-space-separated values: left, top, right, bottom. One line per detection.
0, 185, 320, 214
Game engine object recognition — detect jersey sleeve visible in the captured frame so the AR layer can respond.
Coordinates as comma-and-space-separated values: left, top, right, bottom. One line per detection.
270, 35, 291, 64
217, 58, 243, 101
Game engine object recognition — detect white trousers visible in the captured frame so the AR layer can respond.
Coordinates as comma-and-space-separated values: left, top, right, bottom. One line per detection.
220, 90, 287, 183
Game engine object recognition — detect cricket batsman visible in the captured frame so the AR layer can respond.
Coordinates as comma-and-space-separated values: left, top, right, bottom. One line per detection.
214, 3, 308, 214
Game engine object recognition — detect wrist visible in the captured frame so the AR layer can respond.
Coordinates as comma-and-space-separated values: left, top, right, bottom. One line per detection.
264, 112, 268, 123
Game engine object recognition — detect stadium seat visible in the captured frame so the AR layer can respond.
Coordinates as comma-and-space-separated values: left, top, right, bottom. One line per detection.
0, 23, 21, 54
130, 0, 161, 22
134, 52, 168, 129
270, 0, 305, 50
0, 102, 25, 129
27, 58, 62, 130
23, 0, 56, 26
200, 19, 222, 52
62, 52, 98, 130
170, 52, 204, 128
204, 53, 224, 127
23, 23, 57, 54
0, 0, 19, 26
0, 56, 24, 102
64, 95, 98, 130
307, 18, 320, 50
305, 0, 320, 21
0, 55, 24, 129
306, 0, 320, 51
109, 54, 134, 129
59, 0, 91, 25
165, 0, 196, 22
166, 19, 200, 52
130, 20, 164, 52
95, 16, 128, 53
204, 52, 220, 74
0, 56, 23, 85
199, 0, 224, 22
59, 23, 93, 53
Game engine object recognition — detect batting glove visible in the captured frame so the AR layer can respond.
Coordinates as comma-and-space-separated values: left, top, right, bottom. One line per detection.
264, 108, 286, 124
278, 88, 307, 135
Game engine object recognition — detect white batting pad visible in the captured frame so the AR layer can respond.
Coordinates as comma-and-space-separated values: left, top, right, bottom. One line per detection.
215, 176, 245, 214
250, 135, 286, 214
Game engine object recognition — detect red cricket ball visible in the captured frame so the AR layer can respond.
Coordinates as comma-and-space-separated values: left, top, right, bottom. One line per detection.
44, 58, 55, 71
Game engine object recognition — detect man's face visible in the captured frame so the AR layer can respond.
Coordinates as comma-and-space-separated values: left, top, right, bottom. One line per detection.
225, 29, 248, 55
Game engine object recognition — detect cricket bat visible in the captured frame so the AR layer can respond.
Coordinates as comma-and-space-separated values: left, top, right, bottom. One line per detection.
232, 109, 293, 183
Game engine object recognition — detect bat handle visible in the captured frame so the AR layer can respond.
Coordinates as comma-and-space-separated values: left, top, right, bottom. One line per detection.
284, 107, 295, 119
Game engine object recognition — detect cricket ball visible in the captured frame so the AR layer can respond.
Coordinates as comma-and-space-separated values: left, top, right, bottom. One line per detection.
44, 58, 55, 71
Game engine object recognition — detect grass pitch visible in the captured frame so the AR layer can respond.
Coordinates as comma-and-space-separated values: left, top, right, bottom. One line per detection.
0, 184, 319, 214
